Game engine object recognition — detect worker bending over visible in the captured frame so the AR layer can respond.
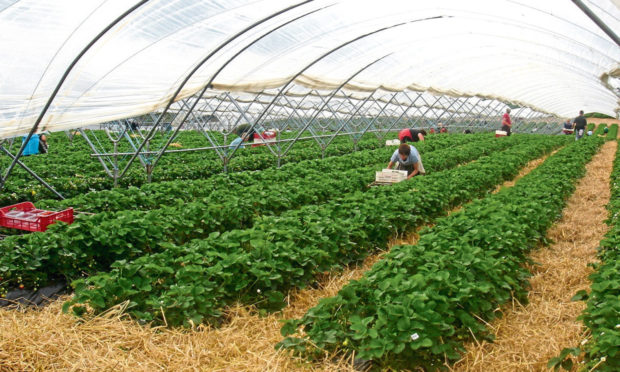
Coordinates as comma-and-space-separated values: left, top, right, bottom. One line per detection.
398, 128, 426, 143
387, 143, 425, 179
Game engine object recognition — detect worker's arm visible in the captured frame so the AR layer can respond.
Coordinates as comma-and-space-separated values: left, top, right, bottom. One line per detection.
407, 162, 420, 179
387, 161, 394, 169
418, 133, 425, 141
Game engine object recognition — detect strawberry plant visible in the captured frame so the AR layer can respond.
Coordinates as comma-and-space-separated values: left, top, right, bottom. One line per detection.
607, 124, 618, 140
551, 139, 620, 372
0, 134, 515, 293
278, 137, 603, 370
63, 136, 567, 327
1, 131, 389, 204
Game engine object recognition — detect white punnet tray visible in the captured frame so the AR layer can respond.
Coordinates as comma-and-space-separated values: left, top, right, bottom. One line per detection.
375, 169, 408, 183
385, 139, 400, 146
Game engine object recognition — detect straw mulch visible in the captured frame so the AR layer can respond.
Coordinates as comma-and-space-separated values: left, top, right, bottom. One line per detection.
451, 140, 617, 372
492, 150, 555, 193
0, 256, 388, 371
0, 150, 557, 372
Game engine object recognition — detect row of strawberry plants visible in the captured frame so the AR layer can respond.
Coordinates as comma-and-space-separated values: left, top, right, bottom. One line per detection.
553, 139, 619, 372
37, 133, 490, 213
63, 135, 568, 327
594, 124, 607, 136
0, 130, 372, 177
607, 124, 618, 140
0, 135, 517, 295
0, 131, 386, 204
278, 137, 604, 370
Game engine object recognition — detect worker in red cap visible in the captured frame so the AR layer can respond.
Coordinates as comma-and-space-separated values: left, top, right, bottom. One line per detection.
398, 128, 426, 143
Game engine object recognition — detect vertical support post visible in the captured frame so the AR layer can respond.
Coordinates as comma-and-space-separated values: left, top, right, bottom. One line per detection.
377, 91, 423, 141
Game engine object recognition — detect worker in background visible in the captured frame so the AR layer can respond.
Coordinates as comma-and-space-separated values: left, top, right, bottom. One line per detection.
438, 122, 448, 133
229, 132, 249, 150
21, 134, 41, 156
38, 134, 48, 154
501, 108, 512, 136
398, 128, 426, 143
387, 143, 425, 179
232, 123, 257, 143
562, 119, 574, 135
572, 110, 587, 140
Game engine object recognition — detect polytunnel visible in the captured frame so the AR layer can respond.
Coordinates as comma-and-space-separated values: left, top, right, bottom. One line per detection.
0, 0, 619, 193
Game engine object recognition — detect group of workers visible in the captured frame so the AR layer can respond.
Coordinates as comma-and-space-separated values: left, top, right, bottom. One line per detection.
229, 108, 603, 182
386, 127, 430, 179
563, 110, 605, 140
502, 108, 599, 141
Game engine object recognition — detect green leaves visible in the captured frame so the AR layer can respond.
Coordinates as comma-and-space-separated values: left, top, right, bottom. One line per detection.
574, 139, 620, 372
61, 134, 536, 325
547, 347, 581, 371
280, 137, 602, 369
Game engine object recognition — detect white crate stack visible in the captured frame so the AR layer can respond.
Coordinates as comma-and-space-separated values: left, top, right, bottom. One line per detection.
375, 169, 408, 183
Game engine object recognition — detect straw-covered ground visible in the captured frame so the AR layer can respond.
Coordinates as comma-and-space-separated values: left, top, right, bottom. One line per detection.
452, 140, 617, 372
4, 144, 613, 372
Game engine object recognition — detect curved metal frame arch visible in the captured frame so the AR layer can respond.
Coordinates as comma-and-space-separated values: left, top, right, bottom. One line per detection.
119, 0, 327, 178
0, 0, 150, 193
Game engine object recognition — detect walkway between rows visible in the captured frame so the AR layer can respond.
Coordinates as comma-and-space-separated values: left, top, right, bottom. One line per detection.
452, 140, 617, 372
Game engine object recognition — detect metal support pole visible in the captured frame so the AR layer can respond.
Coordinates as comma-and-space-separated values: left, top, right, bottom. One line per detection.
0, 0, 149, 192
355, 92, 400, 143
377, 91, 424, 140
431, 96, 461, 126
571, 0, 620, 46
78, 128, 114, 178
0, 146, 64, 199
119, 1, 318, 180
478, 101, 504, 131
409, 95, 443, 130
442, 97, 470, 128
458, 99, 480, 128
231, 17, 443, 162
321, 91, 377, 151
282, 94, 326, 149
278, 54, 390, 157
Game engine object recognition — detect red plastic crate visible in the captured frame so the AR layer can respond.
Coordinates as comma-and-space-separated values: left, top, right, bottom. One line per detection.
251, 130, 277, 147
0, 202, 74, 232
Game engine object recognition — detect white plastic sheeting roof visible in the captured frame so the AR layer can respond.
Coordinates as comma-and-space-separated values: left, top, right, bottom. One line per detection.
0, 0, 618, 139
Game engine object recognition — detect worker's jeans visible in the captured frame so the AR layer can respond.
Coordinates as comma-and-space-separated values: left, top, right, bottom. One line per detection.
501, 124, 511, 136
575, 129, 584, 140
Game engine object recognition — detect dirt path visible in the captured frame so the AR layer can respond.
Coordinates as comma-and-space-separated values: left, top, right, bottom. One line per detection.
451, 140, 617, 372
0, 150, 559, 372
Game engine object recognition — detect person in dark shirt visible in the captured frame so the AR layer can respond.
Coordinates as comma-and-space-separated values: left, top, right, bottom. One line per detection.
398, 128, 426, 143
562, 119, 574, 135
573, 110, 587, 140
